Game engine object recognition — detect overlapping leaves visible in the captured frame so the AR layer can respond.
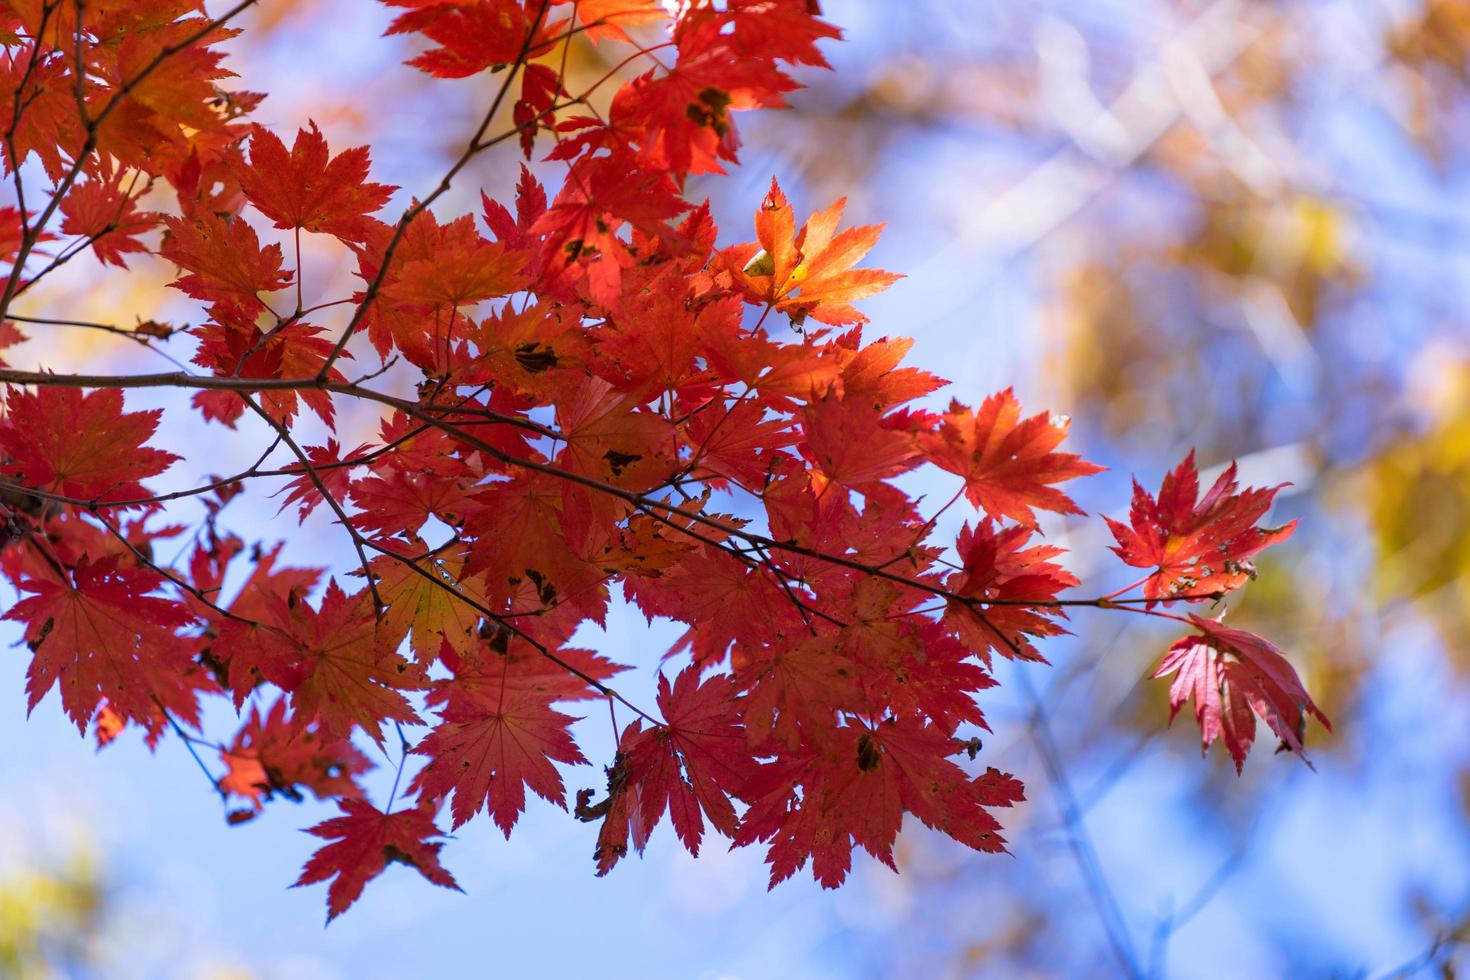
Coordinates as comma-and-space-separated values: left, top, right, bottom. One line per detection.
0, 0, 1329, 925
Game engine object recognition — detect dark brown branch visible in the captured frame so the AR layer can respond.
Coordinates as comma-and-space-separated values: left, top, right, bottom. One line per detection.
0, 367, 1221, 623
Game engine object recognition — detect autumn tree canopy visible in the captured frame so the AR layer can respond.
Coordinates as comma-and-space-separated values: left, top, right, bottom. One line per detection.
0, 0, 1323, 928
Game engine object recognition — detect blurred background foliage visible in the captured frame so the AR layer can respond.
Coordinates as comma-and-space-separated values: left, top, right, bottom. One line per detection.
3, 0, 1469, 977
0, 812, 255, 979
0, 844, 103, 978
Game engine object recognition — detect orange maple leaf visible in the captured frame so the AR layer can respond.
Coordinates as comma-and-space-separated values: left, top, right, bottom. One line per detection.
369, 541, 485, 665
381, 210, 526, 308
721, 177, 902, 325
577, 0, 665, 42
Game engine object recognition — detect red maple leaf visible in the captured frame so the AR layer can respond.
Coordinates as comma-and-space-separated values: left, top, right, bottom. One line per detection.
234, 122, 396, 242
648, 667, 755, 847
591, 667, 754, 873
1107, 451, 1297, 602
697, 318, 841, 405
0, 206, 28, 266
919, 389, 1104, 526
354, 207, 527, 371
160, 206, 294, 310
462, 299, 588, 401
800, 392, 922, 491
274, 440, 371, 523
554, 376, 674, 490
735, 633, 865, 751
463, 473, 607, 608
943, 520, 1079, 663
735, 721, 1020, 889
480, 164, 551, 261
382, 0, 558, 79
684, 398, 797, 489
343, 412, 499, 539
208, 550, 320, 707
529, 152, 690, 308
413, 668, 587, 834
4, 557, 204, 735
219, 698, 371, 810
718, 0, 842, 70
278, 581, 426, 743
609, 21, 789, 176
1156, 613, 1331, 773
0, 387, 178, 504
294, 798, 461, 922
189, 307, 346, 427
590, 267, 712, 397
58, 172, 159, 268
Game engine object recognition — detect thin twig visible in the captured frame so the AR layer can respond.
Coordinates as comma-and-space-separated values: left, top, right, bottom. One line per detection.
1015, 664, 1143, 979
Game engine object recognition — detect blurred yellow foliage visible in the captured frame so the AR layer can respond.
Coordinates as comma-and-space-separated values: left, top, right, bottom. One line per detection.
0, 829, 256, 979
1363, 355, 1470, 662
1181, 191, 1355, 327
1043, 260, 1186, 439
0, 849, 103, 979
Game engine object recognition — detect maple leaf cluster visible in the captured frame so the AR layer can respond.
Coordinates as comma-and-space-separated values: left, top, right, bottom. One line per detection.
0, 0, 1326, 920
